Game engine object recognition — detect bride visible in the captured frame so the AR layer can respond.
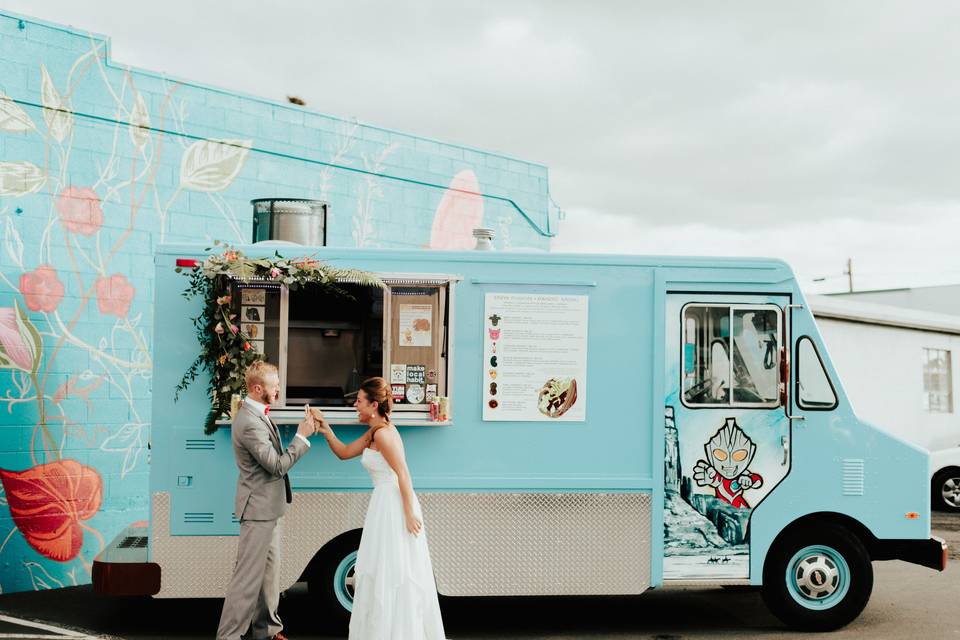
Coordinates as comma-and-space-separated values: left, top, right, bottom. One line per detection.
312, 377, 446, 639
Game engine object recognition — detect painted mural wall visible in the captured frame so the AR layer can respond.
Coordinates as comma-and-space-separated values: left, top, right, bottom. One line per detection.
0, 11, 554, 593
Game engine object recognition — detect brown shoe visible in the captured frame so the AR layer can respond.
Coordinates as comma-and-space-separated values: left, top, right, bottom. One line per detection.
270, 634, 289, 640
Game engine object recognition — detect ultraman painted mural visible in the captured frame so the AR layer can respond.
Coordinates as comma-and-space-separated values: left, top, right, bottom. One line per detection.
664, 295, 790, 579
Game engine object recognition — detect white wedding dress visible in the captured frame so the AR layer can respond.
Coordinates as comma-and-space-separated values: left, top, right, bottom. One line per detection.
349, 447, 446, 640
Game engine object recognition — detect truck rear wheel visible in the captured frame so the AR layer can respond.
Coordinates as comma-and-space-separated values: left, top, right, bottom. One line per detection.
761, 524, 873, 631
933, 468, 960, 511
307, 531, 361, 632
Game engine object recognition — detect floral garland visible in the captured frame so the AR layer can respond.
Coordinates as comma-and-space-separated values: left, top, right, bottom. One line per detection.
175, 242, 384, 434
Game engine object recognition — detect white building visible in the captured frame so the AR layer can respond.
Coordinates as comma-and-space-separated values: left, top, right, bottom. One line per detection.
809, 295, 960, 451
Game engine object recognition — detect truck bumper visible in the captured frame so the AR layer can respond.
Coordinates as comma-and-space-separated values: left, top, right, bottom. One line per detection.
873, 536, 948, 571
92, 524, 161, 596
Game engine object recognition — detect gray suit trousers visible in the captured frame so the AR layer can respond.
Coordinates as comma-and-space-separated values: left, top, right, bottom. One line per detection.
216, 517, 283, 640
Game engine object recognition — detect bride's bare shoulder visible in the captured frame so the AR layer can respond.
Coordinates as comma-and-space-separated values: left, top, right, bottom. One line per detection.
373, 424, 403, 449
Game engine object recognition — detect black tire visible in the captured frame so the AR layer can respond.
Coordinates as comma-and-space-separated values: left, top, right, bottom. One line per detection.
307, 531, 362, 634
932, 468, 960, 512
761, 524, 873, 631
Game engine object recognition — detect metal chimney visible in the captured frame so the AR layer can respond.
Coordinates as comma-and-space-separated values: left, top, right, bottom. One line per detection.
251, 198, 328, 245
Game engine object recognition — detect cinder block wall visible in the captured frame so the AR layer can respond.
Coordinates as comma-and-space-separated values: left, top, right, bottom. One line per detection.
0, 11, 553, 593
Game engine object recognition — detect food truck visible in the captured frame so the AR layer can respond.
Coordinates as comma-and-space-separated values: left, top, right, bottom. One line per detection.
93, 240, 947, 632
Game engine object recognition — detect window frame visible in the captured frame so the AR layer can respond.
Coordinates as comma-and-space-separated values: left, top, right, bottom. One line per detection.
794, 335, 839, 411
680, 302, 784, 410
232, 272, 460, 425
922, 347, 953, 414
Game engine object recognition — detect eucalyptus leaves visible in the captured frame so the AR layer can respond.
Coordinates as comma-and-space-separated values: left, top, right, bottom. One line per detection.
176, 243, 384, 434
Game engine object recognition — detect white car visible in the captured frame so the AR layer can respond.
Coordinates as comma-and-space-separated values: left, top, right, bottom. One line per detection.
931, 446, 960, 512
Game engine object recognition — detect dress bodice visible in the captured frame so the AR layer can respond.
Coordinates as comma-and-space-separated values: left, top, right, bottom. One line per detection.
361, 448, 398, 488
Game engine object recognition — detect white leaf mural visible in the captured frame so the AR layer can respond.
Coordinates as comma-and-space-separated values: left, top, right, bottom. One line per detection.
24, 562, 64, 591
179, 138, 252, 192
0, 162, 46, 197
3, 218, 24, 270
100, 422, 147, 478
129, 91, 150, 150
0, 94, 35, 132
39, 65, 72, 143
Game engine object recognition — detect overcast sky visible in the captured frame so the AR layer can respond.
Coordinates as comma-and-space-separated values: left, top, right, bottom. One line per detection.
6, 1, 958, 294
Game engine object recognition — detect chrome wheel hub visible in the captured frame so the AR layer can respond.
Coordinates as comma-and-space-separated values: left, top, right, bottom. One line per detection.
942, 477, 960, 508
794, 553, 840, 600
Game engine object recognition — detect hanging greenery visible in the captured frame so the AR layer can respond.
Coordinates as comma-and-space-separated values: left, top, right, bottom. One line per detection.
175, 242, 384, 434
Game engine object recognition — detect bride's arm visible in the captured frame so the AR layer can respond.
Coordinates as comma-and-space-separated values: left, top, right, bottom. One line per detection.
376, 430, 422, 536
312, 408, 372, 460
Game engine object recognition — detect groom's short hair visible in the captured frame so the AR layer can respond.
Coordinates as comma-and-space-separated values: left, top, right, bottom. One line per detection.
245, 360, 278, 389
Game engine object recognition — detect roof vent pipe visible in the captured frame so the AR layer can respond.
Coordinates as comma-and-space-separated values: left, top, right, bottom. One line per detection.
251, 198, 328, 246
472, 228, 495, 251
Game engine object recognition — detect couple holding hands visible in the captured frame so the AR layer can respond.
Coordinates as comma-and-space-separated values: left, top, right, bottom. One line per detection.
216, 361, 446, 640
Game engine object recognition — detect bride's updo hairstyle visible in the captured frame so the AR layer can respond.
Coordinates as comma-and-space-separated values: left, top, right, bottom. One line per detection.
361, 377, 393, 417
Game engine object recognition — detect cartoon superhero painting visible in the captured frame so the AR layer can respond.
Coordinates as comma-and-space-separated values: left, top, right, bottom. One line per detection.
693, 418, 763, 508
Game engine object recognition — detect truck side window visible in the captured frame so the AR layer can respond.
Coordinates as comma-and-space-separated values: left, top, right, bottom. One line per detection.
682, 304, 782, 408
796, 336, 838, 410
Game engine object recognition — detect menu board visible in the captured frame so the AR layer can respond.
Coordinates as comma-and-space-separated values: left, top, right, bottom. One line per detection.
482, 293, 588, 422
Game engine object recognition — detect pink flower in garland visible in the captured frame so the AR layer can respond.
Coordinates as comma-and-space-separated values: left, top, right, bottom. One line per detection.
56, 187, 103, 236
19, 265, 64, 313
95, 274, 135, 318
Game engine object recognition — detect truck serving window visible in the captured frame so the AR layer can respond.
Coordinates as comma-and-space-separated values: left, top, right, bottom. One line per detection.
232, 274, 455, 422
682, 304, 781, 408
796, 336, 838, 410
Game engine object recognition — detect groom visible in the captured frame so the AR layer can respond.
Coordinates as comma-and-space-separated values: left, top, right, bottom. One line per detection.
217, 360, 317, 640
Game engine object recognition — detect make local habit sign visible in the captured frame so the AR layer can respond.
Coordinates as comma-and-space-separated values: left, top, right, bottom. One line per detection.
482, 293, 588, 422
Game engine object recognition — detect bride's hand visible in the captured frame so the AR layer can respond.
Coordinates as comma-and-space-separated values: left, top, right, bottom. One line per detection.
306, 405, 331, 436
405, 512, 422, 536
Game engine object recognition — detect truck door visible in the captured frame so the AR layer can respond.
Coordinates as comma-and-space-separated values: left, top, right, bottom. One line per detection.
663, 294, 790, 580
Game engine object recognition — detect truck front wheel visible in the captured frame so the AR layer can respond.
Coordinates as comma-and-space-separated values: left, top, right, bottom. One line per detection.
761, 524, 873, 631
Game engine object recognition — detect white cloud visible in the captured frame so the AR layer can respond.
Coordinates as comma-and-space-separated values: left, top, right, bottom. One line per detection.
5, 0, 960, 290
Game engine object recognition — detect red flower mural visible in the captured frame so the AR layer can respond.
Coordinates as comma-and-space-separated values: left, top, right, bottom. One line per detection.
95, 274, 135, 318
56, 186, 103, 236
0, 460, 103, 562
19, 265, 64, 313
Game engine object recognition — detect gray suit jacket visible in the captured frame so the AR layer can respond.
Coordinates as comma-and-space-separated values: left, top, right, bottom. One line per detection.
231, 402, 309, 521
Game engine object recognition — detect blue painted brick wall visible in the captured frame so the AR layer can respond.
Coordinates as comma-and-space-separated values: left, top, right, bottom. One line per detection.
0, 10, 554, 593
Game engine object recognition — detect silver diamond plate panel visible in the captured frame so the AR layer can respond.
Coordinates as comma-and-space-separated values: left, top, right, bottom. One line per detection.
152, 492, 369, 598
151, 491, 651, 598
419, 492, 651, 596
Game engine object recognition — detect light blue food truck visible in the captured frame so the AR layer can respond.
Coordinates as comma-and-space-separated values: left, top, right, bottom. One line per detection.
94, 241, 947, 631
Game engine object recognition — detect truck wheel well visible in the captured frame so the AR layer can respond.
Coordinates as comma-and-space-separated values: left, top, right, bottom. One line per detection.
934, 465, 960, 478
297, 528, 362, 584
769, 512, 881, 559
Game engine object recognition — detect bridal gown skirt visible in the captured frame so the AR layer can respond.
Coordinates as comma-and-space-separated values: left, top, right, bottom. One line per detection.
349, 448, 446, 640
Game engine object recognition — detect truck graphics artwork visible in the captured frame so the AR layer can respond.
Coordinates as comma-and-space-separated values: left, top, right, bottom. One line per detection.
693, 418, 763, 509
664, 295, 791, 580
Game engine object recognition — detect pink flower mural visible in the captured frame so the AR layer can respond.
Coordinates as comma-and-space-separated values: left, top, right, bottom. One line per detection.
56, 187, 104, 236
429, 169, 484, 250
0, 460, 103, 562
19, 265, 64, 313
94, 274, 135, 318
0, 306, 38, 371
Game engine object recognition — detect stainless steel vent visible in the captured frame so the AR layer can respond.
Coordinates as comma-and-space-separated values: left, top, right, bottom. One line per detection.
842, 459, 865, 496
252, 198, 327, 246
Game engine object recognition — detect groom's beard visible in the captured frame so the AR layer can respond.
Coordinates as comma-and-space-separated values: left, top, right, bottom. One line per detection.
256, 389, 273, 406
